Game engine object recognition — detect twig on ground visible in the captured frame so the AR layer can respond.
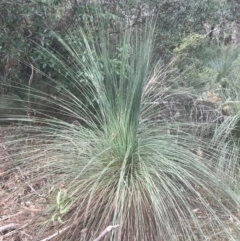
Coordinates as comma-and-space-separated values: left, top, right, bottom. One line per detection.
0, 211, 23, 221
20, 230, 32, 238
39, 224, 120, 241
16, 167, 46, 199
0, 170, 12, 178
0, 223, 18, 233
3, 224, 28, 238
27, 62, 34, 116
93, 225, 120, 241
39, 225, 73, 241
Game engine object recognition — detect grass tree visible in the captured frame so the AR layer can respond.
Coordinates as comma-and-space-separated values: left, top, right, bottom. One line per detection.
1, 8, 240, 241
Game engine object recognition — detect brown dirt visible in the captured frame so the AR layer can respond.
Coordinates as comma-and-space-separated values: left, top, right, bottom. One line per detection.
0, 126, 49, 241
1, 126, 240, 241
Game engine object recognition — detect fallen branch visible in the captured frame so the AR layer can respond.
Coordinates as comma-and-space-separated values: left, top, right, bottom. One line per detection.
39, 224, 120, 241
0, 211, 23, 221
39, 225, 73, 241
93, 225, 120, 241
16, 167, 46, 199
20, 230, 32, 239
0, 223, 18, 233
27, 62, 34, 116
3, 224, 28, 238
0, 169, 12, 178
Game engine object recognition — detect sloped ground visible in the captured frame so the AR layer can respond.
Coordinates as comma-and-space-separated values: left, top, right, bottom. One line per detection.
0, 126, 48, 241
1, 126, 240, 241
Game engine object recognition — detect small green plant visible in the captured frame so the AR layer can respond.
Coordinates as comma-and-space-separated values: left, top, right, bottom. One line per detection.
50, 189, 72, 224
173, 33, 204, 54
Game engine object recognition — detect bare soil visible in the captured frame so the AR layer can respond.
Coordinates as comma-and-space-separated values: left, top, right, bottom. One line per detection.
0, 126, 48, 241
1, 126, 240, 241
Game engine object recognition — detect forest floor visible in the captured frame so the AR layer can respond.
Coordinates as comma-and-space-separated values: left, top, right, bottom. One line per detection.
0, 126, 51, 241
1, 126, 240, 241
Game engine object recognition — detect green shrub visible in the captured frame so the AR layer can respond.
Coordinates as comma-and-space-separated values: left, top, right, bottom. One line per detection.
2, 8, 240, 240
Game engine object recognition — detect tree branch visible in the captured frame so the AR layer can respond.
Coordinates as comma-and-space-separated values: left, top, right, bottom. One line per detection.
0, 223, 18, 233
93, 225, 120, 241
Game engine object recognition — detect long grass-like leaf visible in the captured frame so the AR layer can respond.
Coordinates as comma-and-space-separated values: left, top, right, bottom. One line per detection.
1, 6, 240, 241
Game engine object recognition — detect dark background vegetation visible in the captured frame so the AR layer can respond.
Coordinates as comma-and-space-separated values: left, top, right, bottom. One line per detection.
1, 0, 240, 115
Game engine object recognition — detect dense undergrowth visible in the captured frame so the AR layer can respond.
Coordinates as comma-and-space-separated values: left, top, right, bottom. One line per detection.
1, 2, 240, 241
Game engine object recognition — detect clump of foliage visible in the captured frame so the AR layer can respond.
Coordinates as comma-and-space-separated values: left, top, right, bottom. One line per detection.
173, 33, 204, 55
2, 4, 240, 241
